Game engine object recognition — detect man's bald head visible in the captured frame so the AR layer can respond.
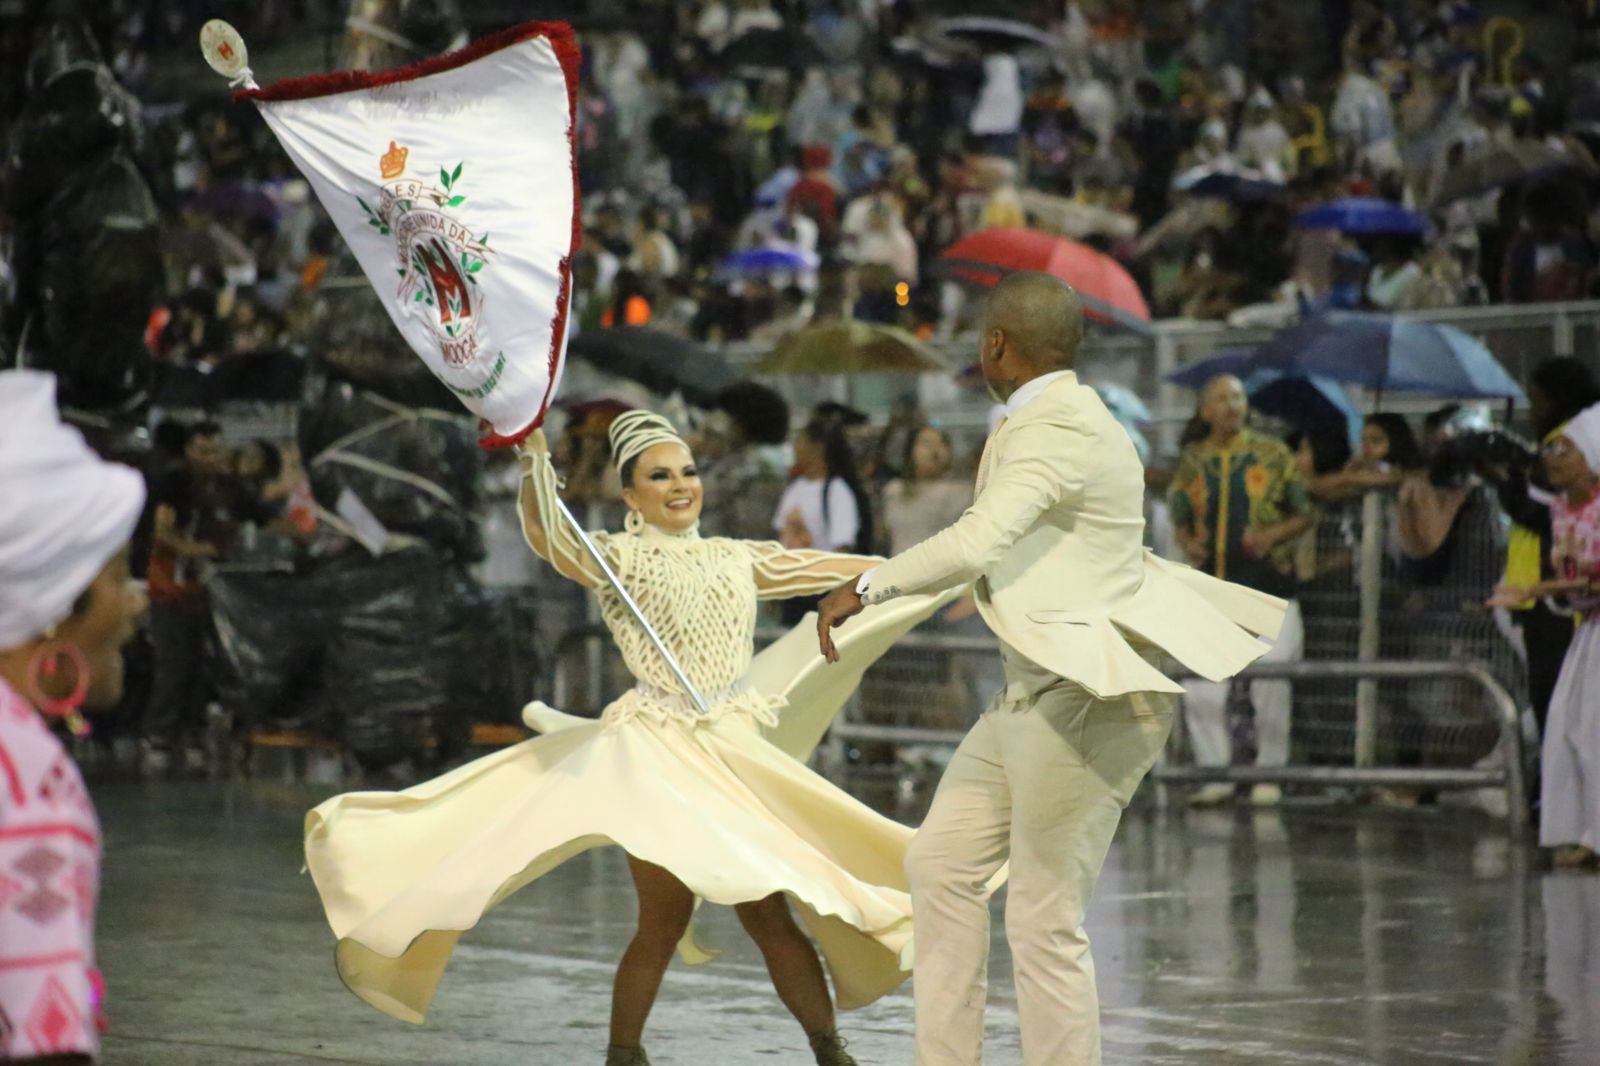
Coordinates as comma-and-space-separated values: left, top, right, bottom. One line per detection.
1200, 374, 1246, 406
983, 271, 1085, 371
1199, 373, 1249, 443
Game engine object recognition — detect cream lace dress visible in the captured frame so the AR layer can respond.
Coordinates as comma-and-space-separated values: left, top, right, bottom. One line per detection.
303, 446, 959, 1025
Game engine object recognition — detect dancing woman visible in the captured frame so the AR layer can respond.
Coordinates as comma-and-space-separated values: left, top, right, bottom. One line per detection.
306, 411, 942, 1066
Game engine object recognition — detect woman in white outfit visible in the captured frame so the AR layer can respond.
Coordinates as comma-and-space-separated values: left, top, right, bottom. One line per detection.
303, 411, 954, 1066
1491, 403, 1600, 869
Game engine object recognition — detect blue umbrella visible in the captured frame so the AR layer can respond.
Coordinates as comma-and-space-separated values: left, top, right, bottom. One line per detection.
1166, 351, 1360, 443
1092, 382, 1152, 424
1295, 197, 1426, 236
1247, 373, 1361, 445
720, 246, 819, 275
1092, 382, 1152, 462
1242, 312, 1526, 400
1166, 349, 1254, 389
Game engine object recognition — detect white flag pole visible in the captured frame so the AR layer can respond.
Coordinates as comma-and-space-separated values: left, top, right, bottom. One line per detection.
200, 21, 711, 717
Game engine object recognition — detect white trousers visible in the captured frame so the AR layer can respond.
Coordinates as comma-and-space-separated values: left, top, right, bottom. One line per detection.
1180, 599, 1303, 767
905, 680, 1175, 1066
1540, 621, 1600, 850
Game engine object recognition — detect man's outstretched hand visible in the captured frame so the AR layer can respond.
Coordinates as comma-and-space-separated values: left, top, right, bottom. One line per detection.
816, 580, 866, 664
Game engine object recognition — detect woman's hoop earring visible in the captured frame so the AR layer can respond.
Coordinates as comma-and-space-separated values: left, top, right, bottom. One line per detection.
27, 641, 92, 737
624, 508, 646, 535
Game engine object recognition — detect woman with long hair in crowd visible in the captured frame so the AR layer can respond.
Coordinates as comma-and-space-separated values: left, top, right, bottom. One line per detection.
882, 425, 969, 557
302, 411, 952, 1066
1491, 403, 1600, 868
0, 371, 148, 1064
879, 423, 1005, 726
1304, 412, 1422, 502
773, 418, 875, 624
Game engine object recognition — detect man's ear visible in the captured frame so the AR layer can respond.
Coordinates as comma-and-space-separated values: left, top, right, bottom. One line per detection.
984, 326, 1003, 363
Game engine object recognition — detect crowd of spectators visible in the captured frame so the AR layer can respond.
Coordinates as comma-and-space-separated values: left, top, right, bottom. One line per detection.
558, 0, 1600, 336
3, 2, 1600, 797
7, 0, 1600, 399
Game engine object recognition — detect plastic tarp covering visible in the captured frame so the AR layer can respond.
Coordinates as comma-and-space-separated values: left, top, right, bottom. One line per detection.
154, 349, 309, 407
209, 549, 517, 768
6, 50, 158, 409
326, 551, 463, 769
298, 379, 484, 559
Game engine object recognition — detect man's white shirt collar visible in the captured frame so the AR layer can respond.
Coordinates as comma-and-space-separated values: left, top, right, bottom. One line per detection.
1004, 370, 1075, 419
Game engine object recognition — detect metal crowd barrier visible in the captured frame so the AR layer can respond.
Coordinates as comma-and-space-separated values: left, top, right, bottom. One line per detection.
547, 625, 1530, 832
1154, 659, 1528, 835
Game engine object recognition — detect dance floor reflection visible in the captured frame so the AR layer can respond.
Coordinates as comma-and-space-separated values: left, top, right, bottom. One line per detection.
93, 780, 1596, 1065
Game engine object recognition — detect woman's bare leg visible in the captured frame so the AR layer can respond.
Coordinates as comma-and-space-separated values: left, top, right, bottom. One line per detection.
609, 856, 695, 1048
735, 892, 835, 1035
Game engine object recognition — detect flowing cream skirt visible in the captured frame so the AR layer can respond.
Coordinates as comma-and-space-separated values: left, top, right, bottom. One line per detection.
305, 591, 961, 1024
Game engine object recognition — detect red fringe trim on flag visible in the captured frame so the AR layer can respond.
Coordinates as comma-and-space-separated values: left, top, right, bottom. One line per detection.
237, 20, 578, 104
239, 20, 584, 450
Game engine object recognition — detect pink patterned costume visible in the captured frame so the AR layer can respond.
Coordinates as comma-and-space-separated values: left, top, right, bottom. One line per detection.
0, 678, 102, 1061
1541, 486, 1600, 852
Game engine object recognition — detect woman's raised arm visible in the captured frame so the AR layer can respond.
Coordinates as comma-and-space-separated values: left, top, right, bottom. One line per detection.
517, 429, 610, 588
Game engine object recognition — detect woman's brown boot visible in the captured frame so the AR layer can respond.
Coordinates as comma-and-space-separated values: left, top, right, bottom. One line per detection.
808, 1028, 860, 1066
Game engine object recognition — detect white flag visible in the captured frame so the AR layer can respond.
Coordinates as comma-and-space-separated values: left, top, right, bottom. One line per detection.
241, 23, 581, 444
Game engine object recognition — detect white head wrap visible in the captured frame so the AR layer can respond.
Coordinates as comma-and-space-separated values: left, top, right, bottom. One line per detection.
0, 371, 146, 650
609, 410, 690, 475
1560, 403, 1600, 473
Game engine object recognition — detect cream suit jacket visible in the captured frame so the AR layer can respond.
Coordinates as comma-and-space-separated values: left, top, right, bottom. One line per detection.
862, 372, 1287, 698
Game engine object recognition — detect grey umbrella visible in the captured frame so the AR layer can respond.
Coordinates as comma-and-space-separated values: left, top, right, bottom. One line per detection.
566, 328, 737, 406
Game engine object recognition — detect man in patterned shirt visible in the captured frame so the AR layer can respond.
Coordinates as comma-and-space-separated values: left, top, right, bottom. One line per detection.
1167, 375, 1312, 805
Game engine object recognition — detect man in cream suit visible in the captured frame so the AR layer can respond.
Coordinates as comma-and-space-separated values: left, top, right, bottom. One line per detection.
817, 272, 1285, 1066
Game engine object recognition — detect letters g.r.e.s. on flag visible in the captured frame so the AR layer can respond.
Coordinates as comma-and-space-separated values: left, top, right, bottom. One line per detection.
240, 22, 581, 445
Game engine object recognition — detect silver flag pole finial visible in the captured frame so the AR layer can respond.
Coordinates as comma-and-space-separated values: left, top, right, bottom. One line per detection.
199, 20, 259, 91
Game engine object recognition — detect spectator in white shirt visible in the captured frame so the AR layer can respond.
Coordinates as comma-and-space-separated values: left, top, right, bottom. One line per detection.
773, 420, 874, 623
969, 53, 1024, 154
1367, 236, 1424, 310
1235, 89, 1291, 180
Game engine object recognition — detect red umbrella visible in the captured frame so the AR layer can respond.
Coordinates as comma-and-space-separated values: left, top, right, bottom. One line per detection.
937, 227, 1152, 333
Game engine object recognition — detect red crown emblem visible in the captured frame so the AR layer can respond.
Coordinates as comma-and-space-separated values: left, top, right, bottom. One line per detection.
380, 141, 408, 180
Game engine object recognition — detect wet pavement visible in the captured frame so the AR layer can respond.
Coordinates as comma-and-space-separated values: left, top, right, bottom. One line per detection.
91, 778, 1597, 1065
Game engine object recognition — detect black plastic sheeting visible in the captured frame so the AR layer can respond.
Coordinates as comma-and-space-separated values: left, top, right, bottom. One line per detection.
298, 379, 484, 560
153, 349, 309, 407
5, 25, 159, 410
208, 549, 522, 770
202, 380, 504, 770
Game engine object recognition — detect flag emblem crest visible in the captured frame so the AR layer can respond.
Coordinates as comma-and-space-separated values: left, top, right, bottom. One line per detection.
358, 145, 497, 370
